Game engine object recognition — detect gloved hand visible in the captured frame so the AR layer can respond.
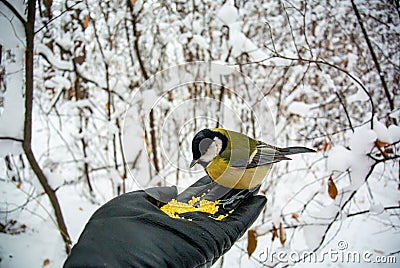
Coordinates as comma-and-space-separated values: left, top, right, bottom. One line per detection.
64, 176, 267, 267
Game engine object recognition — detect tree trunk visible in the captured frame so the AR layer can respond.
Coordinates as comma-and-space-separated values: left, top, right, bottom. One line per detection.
22, 0, 71, 254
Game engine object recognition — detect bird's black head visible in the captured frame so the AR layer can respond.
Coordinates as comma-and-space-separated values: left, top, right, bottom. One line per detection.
190, 129, 227, 168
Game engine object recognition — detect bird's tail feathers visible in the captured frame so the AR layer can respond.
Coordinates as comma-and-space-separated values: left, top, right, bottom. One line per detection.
273, 155, 292, 161
279, 146, 316, 156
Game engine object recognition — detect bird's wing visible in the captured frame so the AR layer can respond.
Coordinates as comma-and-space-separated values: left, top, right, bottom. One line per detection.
225, 139, 314, 168
245, 146, 291, 168
220, 148, 252, 167
223, 144, 290, 169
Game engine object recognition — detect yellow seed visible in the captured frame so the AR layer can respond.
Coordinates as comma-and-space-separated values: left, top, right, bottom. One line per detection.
160, 196, 228, 221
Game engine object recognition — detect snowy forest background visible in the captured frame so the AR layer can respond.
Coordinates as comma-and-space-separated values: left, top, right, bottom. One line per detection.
0, 0, 399, 267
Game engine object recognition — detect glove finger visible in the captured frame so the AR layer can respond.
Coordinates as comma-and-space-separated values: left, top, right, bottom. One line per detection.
145, 185, 178, 203
224, 195, 267, 228
177, 175, 258, 204
176, 175, 214, 202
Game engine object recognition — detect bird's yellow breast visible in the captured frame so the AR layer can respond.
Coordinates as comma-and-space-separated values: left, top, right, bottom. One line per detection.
206, 156, 271, 189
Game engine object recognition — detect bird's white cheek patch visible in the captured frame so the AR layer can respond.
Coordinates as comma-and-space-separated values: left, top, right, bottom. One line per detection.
214, 137, 223, 153
200, 141, 219, 162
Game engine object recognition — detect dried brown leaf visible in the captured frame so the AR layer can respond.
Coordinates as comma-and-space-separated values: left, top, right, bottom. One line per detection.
43, 258, 50, 266
291, 213, 299, 221
328, 176, 338, 200
82, 16, 90, 29
375, 139, 390, 148
271, 223, 278, 242
247, 229, 257, 258
279, 223, 286, 246
384, 147, 393, 154
322, 140, 331, 152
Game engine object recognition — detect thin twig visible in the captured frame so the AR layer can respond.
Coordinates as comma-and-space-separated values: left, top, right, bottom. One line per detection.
335, 90, 354, 132
34, 1, 83, 34
0, 136, 23, 142
0, 0, 26, 25
347, 205, 400, 217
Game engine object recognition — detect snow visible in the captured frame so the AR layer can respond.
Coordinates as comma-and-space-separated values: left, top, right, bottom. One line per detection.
302, 225, 326, 250
369, 202, 384, 214
347, 87, 370, 103
0, 178, 102, 268
249, 49, 268, 62
192, 34, 209, 49
0, 180, 63, 268
56, 33, 73, 51
216, 3, 267, 61
389, 109, 400, 121
217, 4, 239, 25
44, 76, 71, 91
349, 127, 377, 154
373, 117, 393, 144
287, 102, 316, 117
0, 46, 25, 157
229, 29, 267, 60
36, 44, 74, 71
0, 229, 65, 268
388, 125, 400, 142
327, 127, 377, 190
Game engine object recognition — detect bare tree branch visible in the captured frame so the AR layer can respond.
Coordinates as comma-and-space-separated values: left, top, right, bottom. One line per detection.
351, 0, 394, 112
0, 0, 26, 25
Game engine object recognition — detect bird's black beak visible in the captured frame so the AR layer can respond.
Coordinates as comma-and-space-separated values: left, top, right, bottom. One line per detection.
189, 159, 198, 168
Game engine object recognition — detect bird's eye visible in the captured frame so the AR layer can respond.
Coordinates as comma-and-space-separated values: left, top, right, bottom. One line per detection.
199, 138, 213, 154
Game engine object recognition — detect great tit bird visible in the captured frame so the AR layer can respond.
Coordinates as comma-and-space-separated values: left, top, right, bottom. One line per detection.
190, 128, 315, 190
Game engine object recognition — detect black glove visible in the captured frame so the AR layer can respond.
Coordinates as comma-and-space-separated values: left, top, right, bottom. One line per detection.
64, 177, 267, 268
